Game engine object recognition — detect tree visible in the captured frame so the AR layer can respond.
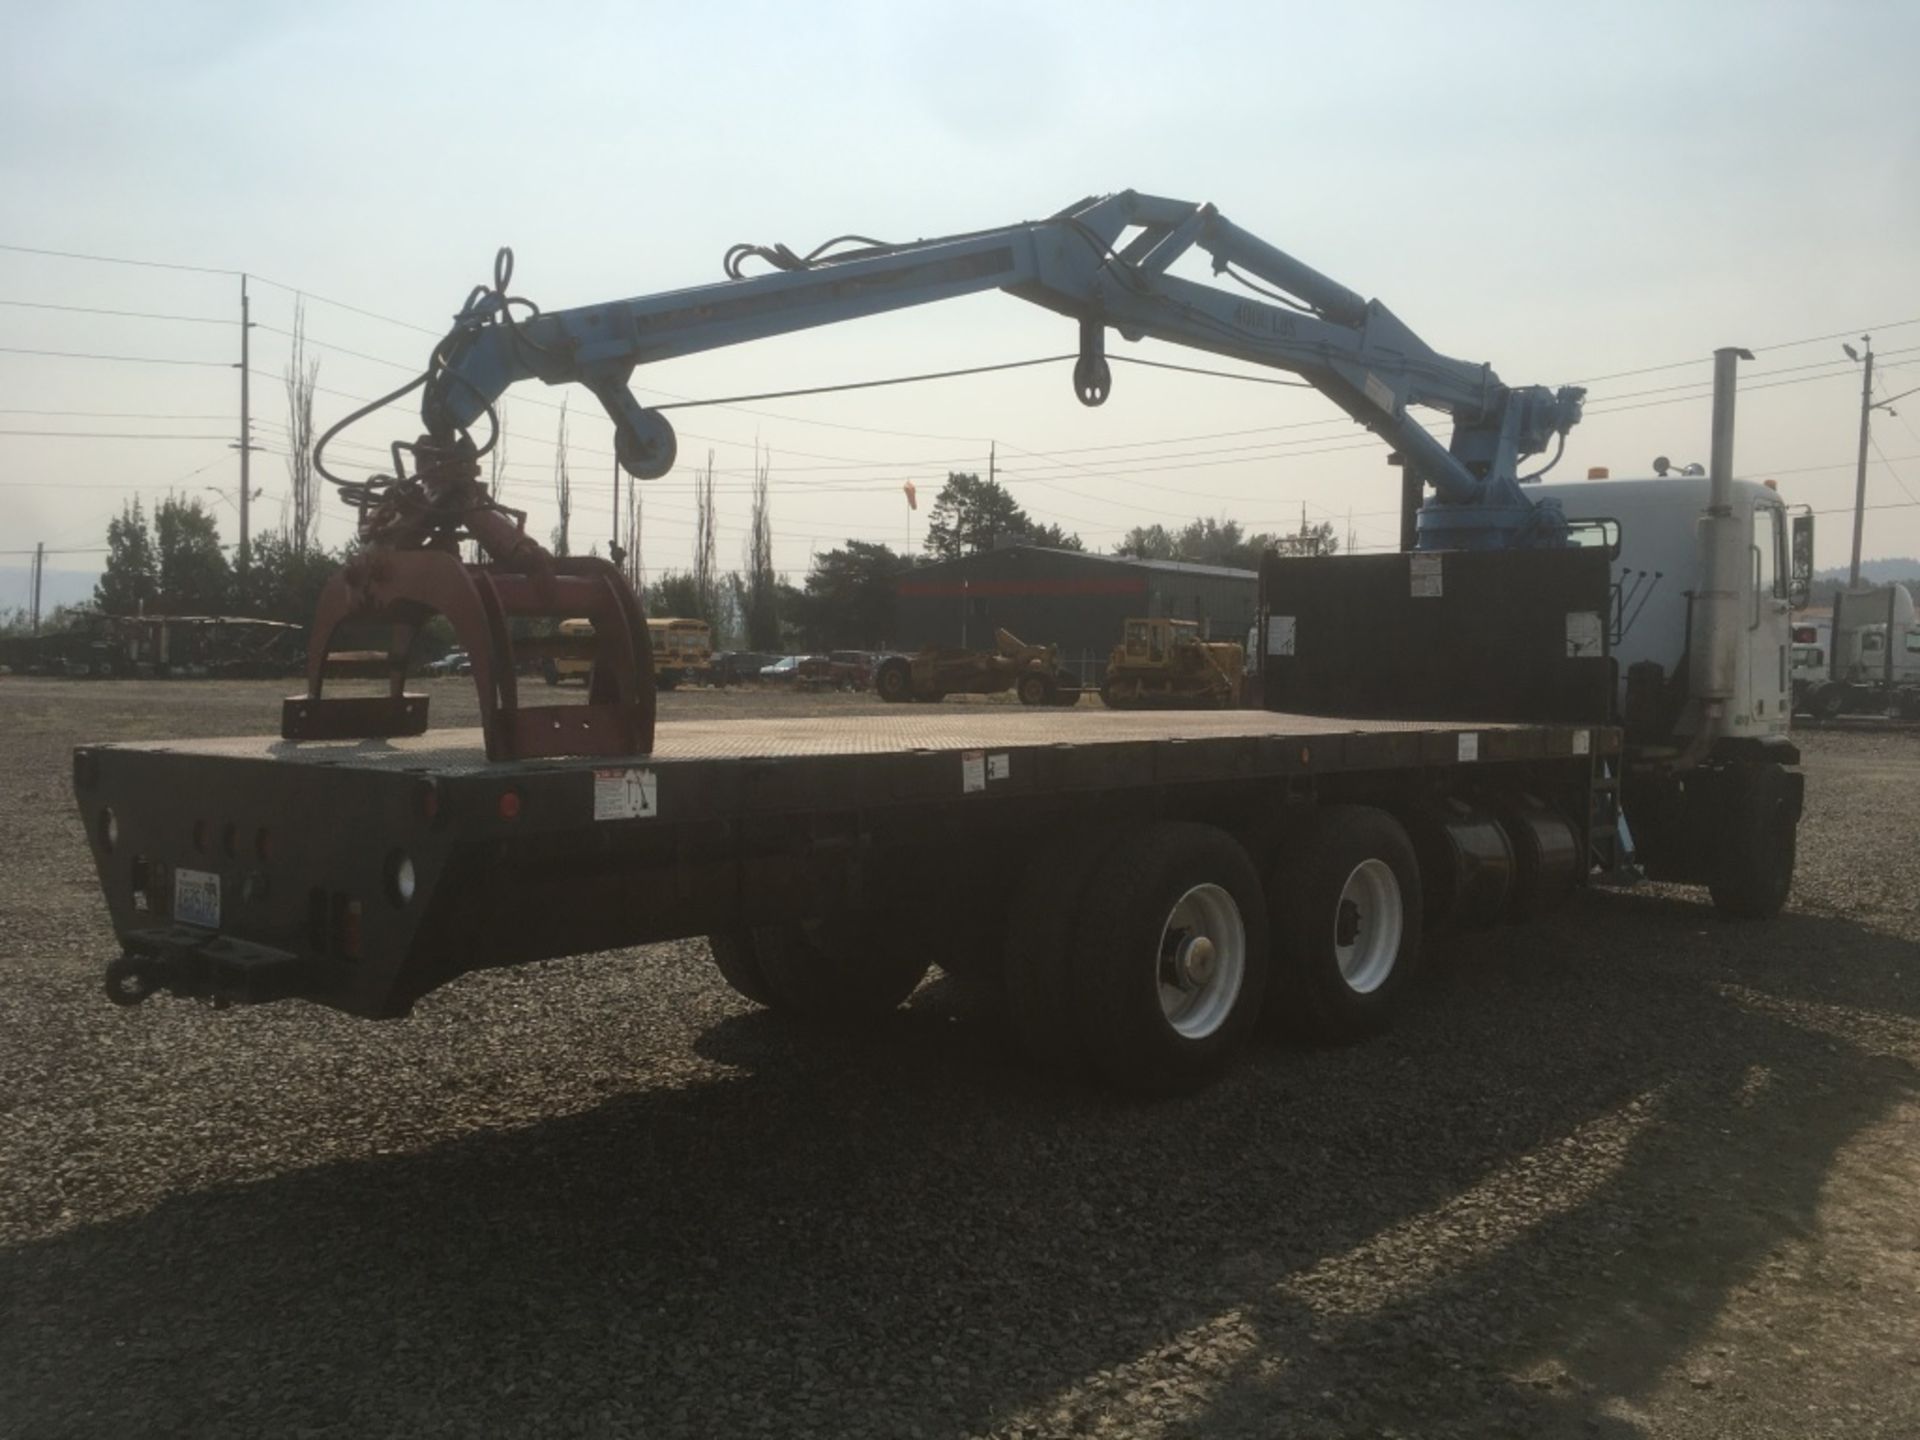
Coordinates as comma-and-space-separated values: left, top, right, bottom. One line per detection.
1028, 520, 1085, 552
230, 530, 342, 624
1275, 516, 1339, 558
923, 472, 1029, 559
646, 569, 702, 621
741, 442, 780, 649
692, 449, 720, 628
153, 495, 232, 613
95, 498, 158, 615
1115, 515, 1282, 570
283, 298, 322, 555
489, 405, 510, 504
785, 540, 916, 649
550, 398, 572, 556
624, 477, 644, 592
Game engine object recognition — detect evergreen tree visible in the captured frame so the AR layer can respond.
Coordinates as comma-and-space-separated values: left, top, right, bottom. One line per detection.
923, 472, 1030, 559
153, 495, 232, 614
785, 540, 916, 649
94, 498, 158, 615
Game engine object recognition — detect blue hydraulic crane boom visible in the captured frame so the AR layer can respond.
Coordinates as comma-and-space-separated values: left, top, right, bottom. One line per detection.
295, 191, 1592, 757
383, 191, 1584, 553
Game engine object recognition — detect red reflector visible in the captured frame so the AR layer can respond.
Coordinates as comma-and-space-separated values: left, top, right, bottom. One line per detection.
416, 780, 440, 820
498, 789, 521, 821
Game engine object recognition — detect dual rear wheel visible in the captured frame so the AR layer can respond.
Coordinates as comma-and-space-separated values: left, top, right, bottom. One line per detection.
706, 808, 1424, 1095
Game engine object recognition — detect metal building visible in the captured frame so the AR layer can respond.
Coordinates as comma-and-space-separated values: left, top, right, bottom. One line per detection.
895, 546, 1258, 681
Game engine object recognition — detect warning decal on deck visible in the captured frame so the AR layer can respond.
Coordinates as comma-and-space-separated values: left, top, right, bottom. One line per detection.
1267, 616, 1297, 656
594, 767, 658, 821
1457, 732, 1479, 763
962, 751, 987, 793
987, 752, 1011, 782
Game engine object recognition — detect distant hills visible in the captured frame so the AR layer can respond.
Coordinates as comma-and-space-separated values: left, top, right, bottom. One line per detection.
1814, 558, 1920, 585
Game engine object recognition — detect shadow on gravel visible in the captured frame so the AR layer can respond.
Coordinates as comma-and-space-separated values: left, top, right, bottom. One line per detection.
3, 895, 1916, 1440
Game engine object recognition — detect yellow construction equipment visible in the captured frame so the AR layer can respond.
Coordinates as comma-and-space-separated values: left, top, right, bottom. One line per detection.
874, 628, 1080, 705
1099, 618, 1245, 710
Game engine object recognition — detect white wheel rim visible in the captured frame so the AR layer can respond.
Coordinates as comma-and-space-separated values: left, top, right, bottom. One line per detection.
1335, 858, 1403, 995
1156, 883, 1246, 1040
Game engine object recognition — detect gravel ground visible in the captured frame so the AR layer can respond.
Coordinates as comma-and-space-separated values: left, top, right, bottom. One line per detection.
2, 678, 1917, 1439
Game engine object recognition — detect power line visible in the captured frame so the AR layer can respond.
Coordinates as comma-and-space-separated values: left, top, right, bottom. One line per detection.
0, 430, 235, 440
0, 408, 232, 420
654, 355, 1075, 411
1867, 433, 1920, 507
0, 241, 237, 276
245, 274, 443, 337
0, 346, 229, 367
0, 298, 231, 324
1566, 315, 1920, 386
1112, 355, 1312, 388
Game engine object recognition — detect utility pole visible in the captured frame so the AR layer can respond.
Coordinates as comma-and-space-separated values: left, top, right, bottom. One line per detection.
30, 541, 44, 633
1845, 335, 1874, 589
234, 274, 255, 576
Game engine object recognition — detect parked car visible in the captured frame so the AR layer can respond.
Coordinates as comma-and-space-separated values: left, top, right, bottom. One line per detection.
756, 655, 812, 683
426, 650, 472, 676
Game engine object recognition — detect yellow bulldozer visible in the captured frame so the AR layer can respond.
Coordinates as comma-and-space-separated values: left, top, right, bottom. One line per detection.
1099, 618, 1245, 710
875, 628, 1081, 705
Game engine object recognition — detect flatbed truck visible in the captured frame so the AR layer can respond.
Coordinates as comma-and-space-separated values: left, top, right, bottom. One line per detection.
71, 193, 1811, 1094
78, 705, 1613, 1094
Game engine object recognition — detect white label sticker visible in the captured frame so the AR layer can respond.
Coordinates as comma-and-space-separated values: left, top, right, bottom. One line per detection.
1571, 730, 1591, 755
1364, 371, 1396, 414
1457, 732, 1479, 763
1410, 553, 1444, 599
1565, 610, 1605, 657
593, 767, 657, 821
1267, 616, 1297, 656
986, 752, 1011, 782
961, 751, 987, 794
173, 867, 221, 929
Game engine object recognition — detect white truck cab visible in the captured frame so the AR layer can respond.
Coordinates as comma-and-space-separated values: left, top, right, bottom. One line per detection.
1531, 474, 1800, 742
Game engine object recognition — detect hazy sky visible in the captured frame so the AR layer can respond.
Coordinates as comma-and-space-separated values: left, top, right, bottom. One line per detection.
4, 0, 1918, 601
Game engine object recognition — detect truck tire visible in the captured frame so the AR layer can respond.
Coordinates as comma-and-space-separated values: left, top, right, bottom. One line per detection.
707, 931, 779, 1007
1708, 761, 1799, 920
1017, 673, 1050, 707
1070, 822, 1270, 1095
876, 658, 914, 703
1811, 684, 1847, 720
1004, 828, 1121, 1076
752, 916, 931, 1026
1266, 805, 1423, 1042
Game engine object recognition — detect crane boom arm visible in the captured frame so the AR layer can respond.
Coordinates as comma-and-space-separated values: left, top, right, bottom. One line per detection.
417, 191, 1584, 549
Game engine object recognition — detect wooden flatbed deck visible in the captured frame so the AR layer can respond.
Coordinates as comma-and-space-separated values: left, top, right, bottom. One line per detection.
100, 706, 1609, 781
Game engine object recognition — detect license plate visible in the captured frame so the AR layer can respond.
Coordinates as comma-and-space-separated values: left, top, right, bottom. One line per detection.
173, 867, 221, 929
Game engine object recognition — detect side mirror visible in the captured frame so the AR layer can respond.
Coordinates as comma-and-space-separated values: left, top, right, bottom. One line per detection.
1789, 511, 1815, 608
